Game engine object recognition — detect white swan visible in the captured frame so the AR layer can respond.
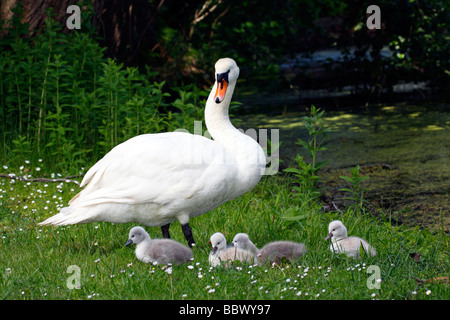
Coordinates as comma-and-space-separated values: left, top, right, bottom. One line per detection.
209, 232, 255, 267
39, 58, 266, 247
125, 226, 193, 265
325, 220, 376, 258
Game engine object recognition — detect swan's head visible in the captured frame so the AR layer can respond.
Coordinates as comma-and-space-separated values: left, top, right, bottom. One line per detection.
125, 226, 150, 246
214, 58, 239, 104
325, 220, 348, 241
232, 233, 250, 249
210, 232, 227, 254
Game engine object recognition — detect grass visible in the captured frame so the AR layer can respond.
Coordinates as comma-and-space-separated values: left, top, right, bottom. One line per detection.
0, 163, 448, 300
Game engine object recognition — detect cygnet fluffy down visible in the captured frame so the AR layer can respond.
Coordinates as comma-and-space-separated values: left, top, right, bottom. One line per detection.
325, 220, 376, 258
209, 232, 255, 267
125, 226, 193, 265
231, 233, 259, 256
232, 233, 306, 265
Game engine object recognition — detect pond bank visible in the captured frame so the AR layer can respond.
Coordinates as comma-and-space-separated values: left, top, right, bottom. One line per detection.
236, 102, 450, 233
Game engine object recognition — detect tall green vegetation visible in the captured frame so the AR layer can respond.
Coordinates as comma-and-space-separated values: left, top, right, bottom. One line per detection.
339, 165, 370, 214
0, 9, 205, 172
282, 105, 329, 220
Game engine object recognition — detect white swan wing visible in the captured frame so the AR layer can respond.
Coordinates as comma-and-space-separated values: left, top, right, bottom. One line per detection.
72, 132, 235, 207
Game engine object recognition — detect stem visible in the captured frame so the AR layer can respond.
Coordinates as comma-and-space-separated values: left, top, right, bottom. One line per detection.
14, 72, 22, 135
37, 46, 52, 155
0, 67, 5, 158
27, 60, 32, 141
136, 98, 140, 135
110, 91, 113, 148
114, 91, 118, 146
312, 133, 317, 171
52, 54, 64, 154
56, 57, 60, 147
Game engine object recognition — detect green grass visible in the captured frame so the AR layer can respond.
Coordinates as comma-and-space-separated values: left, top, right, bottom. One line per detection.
0, 164, 448, 300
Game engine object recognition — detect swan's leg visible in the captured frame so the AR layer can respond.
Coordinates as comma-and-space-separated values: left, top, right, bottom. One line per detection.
161, 223, 171, 239
181, 223, 195, 248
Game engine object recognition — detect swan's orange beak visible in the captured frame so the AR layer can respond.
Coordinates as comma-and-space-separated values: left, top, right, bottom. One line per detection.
214, 70, 230, 104
214, 79, 228, 103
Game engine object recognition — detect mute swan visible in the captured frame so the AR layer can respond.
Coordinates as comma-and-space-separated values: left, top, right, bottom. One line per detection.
125, 226, 193, 265
232, 233, 306, 265
325, 220, 376, 258
209, 232, 256, 267
39, 58, 266, 247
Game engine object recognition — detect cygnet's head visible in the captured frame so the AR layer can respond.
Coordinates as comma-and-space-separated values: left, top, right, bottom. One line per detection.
232, 233, 250, 249
214, 58, 239, 104
210, 232, 227, 254
125, 226, 150, 247
325, 220, 348, 241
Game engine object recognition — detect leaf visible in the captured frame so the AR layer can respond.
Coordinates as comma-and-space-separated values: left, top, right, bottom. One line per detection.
280, 207, 311, 220
339, 176, 355, 183
280, 213, 310, 221
283, 167, 301, 174
315, 160, 329, 171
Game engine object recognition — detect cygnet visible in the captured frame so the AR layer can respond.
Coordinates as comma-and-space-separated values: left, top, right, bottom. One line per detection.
125, 226, 193, 265
325, 220, 376, 258
232, 233, 306, 265
231, 233, 259, 256
209, 232, 255, 267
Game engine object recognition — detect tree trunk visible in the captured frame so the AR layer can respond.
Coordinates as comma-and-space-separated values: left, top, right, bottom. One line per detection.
0, 0, 80, 36
0, 0, 163, 66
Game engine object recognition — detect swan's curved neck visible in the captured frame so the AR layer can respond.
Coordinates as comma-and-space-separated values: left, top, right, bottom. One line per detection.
204, 80, 237, 141
204, 77, 266, 180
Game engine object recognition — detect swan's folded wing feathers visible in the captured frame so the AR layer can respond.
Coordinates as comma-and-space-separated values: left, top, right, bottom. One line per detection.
72, 132, 231, 207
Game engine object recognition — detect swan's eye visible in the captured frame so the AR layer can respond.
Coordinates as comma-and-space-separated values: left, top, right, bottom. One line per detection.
216, 69, 230, 84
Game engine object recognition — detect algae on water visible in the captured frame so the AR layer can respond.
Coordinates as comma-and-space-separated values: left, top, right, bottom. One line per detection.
238, 104, 450, 232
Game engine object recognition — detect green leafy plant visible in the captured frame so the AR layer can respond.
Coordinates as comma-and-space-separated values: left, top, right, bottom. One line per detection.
283, 105, 329, 220
0, 11, 206, 172
296, 105, 329, 174
339, 165, 370, 214
282, 155, 321, 221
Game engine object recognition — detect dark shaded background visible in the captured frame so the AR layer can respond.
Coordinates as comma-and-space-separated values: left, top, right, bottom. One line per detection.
1, 0, 448, 104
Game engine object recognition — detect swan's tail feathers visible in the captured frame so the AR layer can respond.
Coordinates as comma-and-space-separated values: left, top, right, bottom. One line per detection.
38, 206, 91, 226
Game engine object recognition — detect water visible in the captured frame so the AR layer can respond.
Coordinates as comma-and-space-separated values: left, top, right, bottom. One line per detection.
237, 103, 450, 233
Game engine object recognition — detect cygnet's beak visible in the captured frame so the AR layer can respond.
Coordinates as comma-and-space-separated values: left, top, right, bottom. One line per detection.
325, 232, 333, 241
211, 246, 218, 254
124, 239, 133, 247
226, 243, 234, 248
